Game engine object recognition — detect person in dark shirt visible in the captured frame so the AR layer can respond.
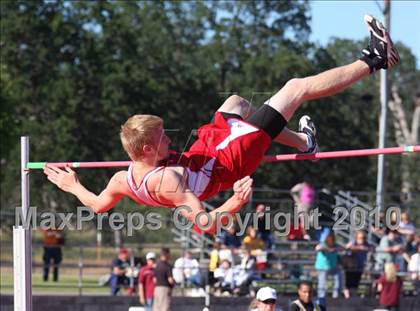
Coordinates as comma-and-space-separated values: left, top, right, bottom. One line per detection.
153, 248, 174, 311
219, 224, 242, 249
42, 228, 64, 282
290, 281, 325, 311
110, 248, 130, 295
256, 204, 274, 249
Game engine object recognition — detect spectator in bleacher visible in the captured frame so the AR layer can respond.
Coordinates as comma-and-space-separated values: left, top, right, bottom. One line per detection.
287, 216, 306, 241
291, 182, 315, 240
138, 252, 156, 311
343, 230, 372, 299
213, 259, 235, 295
256, 204, 274, 249
153, 248, 174, 311
219, 223, 242, 249
408, 243, 420, 295
42, 227, 64, 282
398, 212, 416, 237
244, 226, 265, 253
375, 229, 404, 271
371, 212, 386, 245
315, 228, 343, 304
173, 250, 202, 287
290, 281, 325, 311
219, 243, 235, 265
377, 262, 403, 311
402, 233, 418, 271
110, 248, 130, 295
233, 248, 258, 294
243, 226, 267, 270
249, 287, 282, 311
209, 240, 221, 285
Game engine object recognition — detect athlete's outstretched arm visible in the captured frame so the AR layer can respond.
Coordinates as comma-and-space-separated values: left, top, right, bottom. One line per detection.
44, 165, 124, 213
157, 170, 252, 234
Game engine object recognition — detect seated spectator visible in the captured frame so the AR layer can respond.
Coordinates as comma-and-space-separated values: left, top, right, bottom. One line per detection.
343, 231, 372, 298
214, 259, 235, 295
287, 218, 306, 241
402, 233, 418, 271
219, 223, 242, 250
233, 248, 258, 294
398, 212, 416, 237
377, 263, 403, 311
243, 227, 265, 254
243, 227, 267, 270
290, 281, 325, 311
218, 244, 235, 265
110, 248, 130, 295
371, 212, 386, 245
315, 229, 343, 304
375, 229, 404, 271
408, 243, 420, 294
173, 250, 202, 287
138, 252, 156, 311
255, 204, 274, 249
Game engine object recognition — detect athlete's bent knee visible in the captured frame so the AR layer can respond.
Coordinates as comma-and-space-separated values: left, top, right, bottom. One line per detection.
284, 78, 308, 100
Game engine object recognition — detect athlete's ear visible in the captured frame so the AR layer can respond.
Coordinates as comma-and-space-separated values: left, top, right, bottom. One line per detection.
143, 144, 154, 155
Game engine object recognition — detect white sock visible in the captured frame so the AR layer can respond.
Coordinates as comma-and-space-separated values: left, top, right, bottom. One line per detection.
297, 133, 311, 152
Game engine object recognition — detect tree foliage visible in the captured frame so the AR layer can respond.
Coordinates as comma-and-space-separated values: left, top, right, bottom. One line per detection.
1, 0, 418, 217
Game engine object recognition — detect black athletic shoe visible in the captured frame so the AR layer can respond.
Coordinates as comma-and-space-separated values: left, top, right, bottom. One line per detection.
299, 115, 318, 155
361, 14, 400, 72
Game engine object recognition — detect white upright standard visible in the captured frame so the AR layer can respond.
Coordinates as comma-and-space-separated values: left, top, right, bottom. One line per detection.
13, 136, 33, 311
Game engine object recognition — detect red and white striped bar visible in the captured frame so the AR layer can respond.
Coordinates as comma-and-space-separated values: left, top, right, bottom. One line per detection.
27, 145, 419, 169
263, 145, 420, 163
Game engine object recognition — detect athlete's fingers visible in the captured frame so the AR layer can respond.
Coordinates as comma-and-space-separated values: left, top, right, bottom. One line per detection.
65, 165, 75, 174
234, 176, 251, 188
242, 187, 252, 199
47, 175, 58, 185
46, 165, 62, 174
44, 166, 58, 176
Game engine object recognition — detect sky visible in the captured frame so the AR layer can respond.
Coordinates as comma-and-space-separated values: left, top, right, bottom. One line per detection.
310, 0, 420, 67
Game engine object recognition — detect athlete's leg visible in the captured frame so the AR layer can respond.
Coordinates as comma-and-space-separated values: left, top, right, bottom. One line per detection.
218, 95, 309, 151
217, 95, 254, 118
263, 14, 399, 121
265, 60, 370, 121
274, 128, 308, 151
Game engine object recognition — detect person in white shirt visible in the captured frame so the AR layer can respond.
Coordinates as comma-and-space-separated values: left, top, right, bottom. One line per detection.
398, 212, 416, 237
408, 243, 420, 291
214, 259, 235, 295
172, 250, 201, 286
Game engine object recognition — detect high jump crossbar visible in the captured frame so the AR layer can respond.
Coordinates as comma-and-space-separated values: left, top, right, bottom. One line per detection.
26, 145, 419, 169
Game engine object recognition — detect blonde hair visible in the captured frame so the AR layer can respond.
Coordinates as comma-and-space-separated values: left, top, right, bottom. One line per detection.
384, 262, 397, 282
120, 114, 163, 161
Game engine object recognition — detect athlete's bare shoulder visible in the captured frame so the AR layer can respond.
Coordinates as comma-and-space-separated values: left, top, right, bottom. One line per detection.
147, 165, 187, 192
108, 170, 132, 196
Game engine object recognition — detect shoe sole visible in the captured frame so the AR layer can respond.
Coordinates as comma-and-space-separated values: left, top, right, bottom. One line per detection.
364, 14, 400, 68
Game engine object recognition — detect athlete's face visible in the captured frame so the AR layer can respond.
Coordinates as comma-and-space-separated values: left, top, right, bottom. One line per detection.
152, 126, 171, 160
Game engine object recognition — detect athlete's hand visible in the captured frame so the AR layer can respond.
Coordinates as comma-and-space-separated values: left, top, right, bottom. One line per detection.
44, 164, 79, 193
232, 176, 253, 205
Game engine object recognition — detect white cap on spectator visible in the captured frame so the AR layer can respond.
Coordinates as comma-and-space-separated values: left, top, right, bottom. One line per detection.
256, 287, 277, 301
146, 252, 156, 260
